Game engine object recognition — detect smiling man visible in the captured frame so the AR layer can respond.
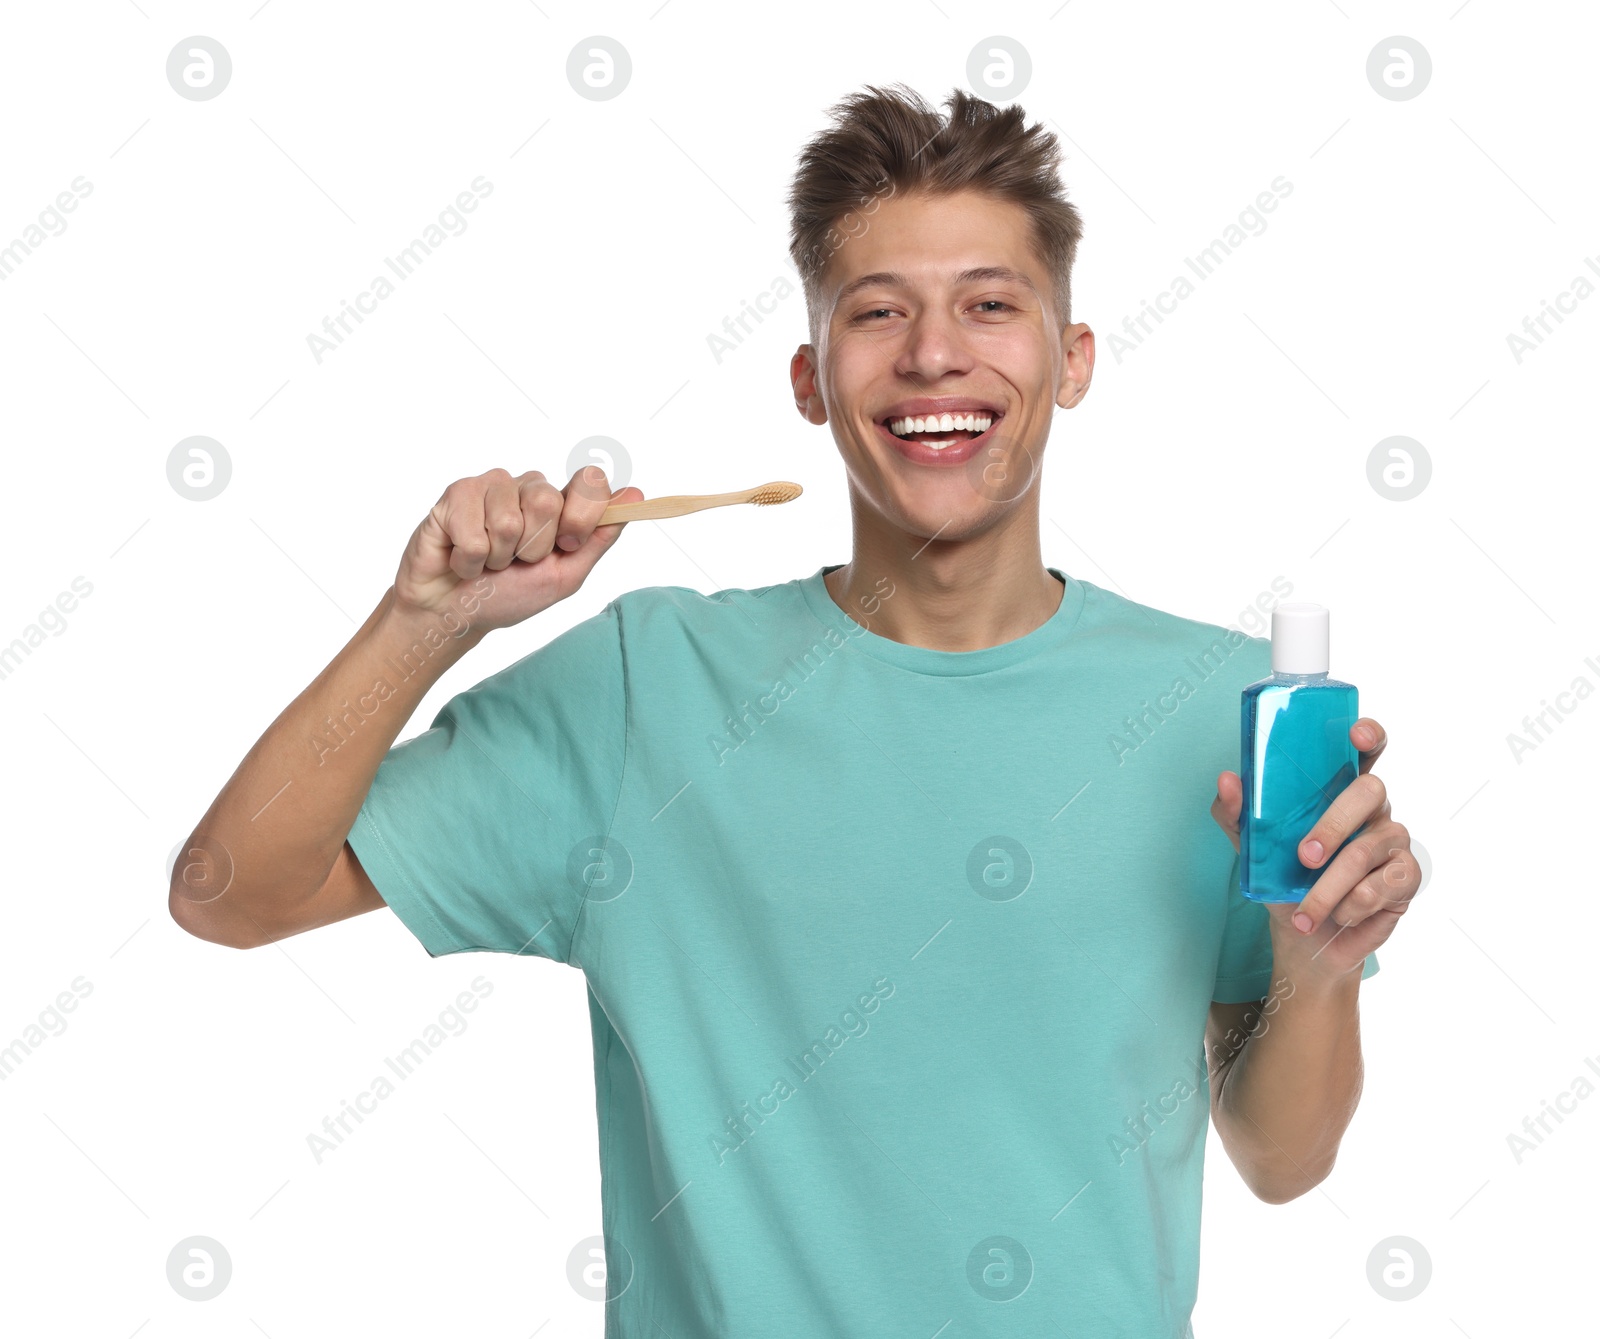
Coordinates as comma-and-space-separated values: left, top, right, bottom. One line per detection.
173, 83, 1420, 1337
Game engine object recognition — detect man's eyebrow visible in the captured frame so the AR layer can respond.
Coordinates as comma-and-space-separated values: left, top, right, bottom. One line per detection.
834, 266, 1040, 306
954, 266, 1040, 294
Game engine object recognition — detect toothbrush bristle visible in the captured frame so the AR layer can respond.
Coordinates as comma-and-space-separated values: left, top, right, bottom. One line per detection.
750, 481, 802, 506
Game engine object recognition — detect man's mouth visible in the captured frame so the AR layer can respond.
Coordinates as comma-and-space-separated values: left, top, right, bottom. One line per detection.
885, 411, 995, 448
876, 406, 1004, 452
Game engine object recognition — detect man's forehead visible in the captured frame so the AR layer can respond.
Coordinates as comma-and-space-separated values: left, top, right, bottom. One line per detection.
831, 264, 1042, 306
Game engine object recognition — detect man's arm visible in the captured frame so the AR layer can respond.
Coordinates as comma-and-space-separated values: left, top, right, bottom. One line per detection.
168, 464, 639, 950
1204, 718, 1416, 1204
1204, 972, 1365, 1204
168, 585, 488, 948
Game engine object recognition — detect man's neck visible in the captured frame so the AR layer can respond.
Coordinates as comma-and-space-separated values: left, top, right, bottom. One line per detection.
822, 537, 1064, 653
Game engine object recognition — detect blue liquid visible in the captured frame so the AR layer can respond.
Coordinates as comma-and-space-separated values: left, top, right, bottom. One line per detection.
1239, 672, 1359, 903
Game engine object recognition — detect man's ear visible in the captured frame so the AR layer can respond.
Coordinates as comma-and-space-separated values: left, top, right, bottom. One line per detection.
791, 346, 828, 425
1056, 323, 1095, 411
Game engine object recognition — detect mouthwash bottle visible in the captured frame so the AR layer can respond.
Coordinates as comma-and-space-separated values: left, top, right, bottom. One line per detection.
1239, 603, 1359, 903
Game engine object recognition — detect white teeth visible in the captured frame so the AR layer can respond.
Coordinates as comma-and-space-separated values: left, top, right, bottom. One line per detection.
887, 412, 994, 438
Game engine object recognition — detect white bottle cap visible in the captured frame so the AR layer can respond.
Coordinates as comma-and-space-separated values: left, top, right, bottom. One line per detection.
1271, 602, 1330, 674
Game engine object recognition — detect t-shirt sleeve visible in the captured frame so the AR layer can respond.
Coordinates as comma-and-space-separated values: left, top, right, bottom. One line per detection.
345, 599, 627, 966
1212, 851, 1379, 1003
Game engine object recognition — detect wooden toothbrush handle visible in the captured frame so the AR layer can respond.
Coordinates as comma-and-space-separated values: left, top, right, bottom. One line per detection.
599, 490, 750, 524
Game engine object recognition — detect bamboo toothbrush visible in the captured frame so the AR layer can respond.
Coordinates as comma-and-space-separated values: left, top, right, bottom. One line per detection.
598, 481, 803, 524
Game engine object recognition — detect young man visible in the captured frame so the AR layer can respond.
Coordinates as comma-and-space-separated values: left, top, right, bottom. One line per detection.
173, 84, 1419, 1336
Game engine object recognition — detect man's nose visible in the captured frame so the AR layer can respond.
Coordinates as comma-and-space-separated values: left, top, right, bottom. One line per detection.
896, 306, 973, 382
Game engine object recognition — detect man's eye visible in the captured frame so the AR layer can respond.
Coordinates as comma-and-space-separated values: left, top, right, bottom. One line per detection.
852, 308, 894, 323
975, 300, 1013, 313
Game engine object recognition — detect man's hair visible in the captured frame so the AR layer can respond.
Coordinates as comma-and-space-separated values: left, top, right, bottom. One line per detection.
786, 82, 1084, 345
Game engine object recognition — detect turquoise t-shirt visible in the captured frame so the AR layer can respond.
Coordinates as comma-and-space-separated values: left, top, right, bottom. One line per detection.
347, 564, 1377, 1337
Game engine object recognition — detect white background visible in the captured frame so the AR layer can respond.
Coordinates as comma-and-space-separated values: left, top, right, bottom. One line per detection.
0, 1, 1591, 1335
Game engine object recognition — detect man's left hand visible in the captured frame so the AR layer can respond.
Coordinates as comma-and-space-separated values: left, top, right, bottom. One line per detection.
1211, 717, 1420, 980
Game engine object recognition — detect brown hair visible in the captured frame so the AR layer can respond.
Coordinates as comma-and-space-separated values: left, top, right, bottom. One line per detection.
786, 82, 1084, 344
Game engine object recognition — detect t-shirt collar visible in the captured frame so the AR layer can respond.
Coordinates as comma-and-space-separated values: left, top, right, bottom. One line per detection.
797, 563, 1085, 677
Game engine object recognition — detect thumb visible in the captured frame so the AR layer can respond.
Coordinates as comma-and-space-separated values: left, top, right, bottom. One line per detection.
1212, 770, 1243, 845
560, 486, 643, 582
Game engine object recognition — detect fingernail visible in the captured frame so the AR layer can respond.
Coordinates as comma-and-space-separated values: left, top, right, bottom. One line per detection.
557, 535, 579, 550
1293, 913, 1314, 934
1302, 839, 1324, 864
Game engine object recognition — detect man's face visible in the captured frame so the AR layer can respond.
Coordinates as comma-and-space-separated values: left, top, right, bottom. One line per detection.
792, 187, 1093, 544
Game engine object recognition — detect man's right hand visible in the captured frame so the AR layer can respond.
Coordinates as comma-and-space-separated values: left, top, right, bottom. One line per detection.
392, 466, 643, 635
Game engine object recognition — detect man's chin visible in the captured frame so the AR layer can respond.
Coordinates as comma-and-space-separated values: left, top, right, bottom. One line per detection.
877, 494, 1006, 546
878, 438, 1040, 506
